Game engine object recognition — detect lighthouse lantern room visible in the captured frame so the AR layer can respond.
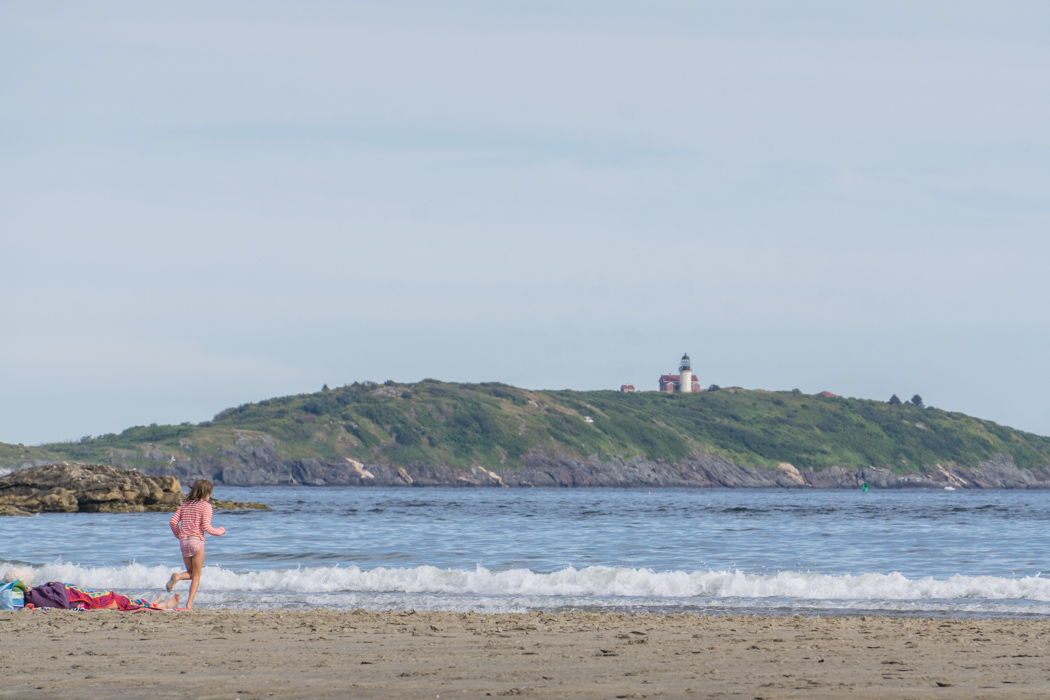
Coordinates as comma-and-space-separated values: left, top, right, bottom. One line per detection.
678, 353, 693, 393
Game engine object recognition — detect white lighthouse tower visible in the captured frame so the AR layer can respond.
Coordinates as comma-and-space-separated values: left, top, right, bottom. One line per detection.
679, 353, 693, 393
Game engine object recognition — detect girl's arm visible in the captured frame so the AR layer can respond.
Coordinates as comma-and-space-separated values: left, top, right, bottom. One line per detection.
169, 508, 183, 538
201, 503, 226, 536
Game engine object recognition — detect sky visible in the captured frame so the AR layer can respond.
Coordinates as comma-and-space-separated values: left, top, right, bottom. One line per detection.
2, 1, 1049, 444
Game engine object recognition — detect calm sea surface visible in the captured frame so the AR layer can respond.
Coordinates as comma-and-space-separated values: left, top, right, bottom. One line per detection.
4, 487, 1050, 617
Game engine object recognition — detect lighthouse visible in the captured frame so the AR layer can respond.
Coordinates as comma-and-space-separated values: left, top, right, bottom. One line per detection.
679, 353, 693, 393
657, 353, 701, 392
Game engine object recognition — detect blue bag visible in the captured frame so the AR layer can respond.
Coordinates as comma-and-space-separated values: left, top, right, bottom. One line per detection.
0, 580, 26, 610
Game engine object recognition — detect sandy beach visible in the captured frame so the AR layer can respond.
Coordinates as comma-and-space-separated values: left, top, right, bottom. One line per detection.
3, 610, 1050, 698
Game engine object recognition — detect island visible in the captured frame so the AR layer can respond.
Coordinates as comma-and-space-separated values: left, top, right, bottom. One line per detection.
2, 380, 1048, 489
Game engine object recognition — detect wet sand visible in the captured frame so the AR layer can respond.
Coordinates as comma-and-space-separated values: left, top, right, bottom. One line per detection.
3, 609, 1050, 698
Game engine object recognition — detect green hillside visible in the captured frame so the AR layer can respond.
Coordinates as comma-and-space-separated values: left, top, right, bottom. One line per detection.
5, 381, 1050, 474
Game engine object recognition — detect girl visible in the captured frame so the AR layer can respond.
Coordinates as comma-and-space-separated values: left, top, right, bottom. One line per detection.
167, 479, 226, 609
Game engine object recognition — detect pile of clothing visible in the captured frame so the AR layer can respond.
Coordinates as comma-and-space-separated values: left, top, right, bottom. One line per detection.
0, 569, 161, 611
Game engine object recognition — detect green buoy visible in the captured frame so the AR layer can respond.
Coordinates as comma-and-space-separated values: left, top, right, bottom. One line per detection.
862, 482, 869, 492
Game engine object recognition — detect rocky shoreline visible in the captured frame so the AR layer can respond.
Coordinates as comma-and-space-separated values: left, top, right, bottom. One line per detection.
0, 463, 270, 514
134, 442, 1050, 489
4, 451, 1046, 499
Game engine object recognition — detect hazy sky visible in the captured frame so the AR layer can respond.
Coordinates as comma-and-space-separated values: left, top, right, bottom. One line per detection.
2, 1, 1049, 444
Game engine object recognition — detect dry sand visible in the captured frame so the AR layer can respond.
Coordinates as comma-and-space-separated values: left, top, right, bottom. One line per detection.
3, 609, 1050, 698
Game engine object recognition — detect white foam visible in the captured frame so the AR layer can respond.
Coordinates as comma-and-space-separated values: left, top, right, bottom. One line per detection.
4, 562, 1049, 615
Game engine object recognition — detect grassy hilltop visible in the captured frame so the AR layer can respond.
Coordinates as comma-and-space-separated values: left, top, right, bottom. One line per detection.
4, 381, 1050, 475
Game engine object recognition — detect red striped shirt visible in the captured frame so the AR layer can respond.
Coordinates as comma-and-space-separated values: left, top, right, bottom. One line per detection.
169, 499, 226, 540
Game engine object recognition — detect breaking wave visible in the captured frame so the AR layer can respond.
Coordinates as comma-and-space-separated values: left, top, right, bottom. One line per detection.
5, 561, 1050, 616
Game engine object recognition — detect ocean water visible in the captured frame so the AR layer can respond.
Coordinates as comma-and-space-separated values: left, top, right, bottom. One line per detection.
4, 487, 1050, 617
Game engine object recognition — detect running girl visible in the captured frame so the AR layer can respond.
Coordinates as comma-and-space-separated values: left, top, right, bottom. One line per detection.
167, 479, 226, 609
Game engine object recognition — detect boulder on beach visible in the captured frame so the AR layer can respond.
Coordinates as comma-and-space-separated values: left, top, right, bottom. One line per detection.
0, 463, 269, 514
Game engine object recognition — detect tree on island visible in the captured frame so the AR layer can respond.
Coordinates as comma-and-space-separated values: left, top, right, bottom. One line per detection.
888, 394, 902, 405
910, 394, 925, 408
708, 384, 721, 391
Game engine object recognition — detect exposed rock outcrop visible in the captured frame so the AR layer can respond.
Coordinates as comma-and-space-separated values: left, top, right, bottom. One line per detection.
133, 446, 1050, 490
210, 498, 270, 511
0, 504, 33, 516
0, 463, 183, 512
0, 463, 269, 513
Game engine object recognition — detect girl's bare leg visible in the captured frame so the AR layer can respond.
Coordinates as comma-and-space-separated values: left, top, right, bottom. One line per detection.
185, 546, 206, 609
168, 562, 193, 592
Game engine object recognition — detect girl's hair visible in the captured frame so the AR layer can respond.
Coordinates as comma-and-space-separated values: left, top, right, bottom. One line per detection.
186, 479, 214, 503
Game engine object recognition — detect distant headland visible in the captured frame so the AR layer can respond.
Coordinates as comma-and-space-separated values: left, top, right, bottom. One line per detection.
2, 367, 1048, 488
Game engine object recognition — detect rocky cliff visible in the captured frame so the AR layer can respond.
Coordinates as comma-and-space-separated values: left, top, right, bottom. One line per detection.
139, 443, 1050, 490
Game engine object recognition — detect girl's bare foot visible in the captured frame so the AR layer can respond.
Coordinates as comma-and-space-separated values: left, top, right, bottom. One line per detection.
156, 593, 180, 610
166, 573, 180, 592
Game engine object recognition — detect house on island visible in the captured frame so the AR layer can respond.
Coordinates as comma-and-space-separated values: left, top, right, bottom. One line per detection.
619, 384, 636, 393
659, 353, 701, 392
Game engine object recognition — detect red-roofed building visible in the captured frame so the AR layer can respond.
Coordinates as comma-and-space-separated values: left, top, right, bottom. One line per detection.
620, 384, 636, 393
659, 373, 701, 392
657, 353, 702, 392
816, 391, 840, 398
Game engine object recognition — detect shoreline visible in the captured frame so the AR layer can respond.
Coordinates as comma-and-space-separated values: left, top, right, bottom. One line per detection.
3, 609, 1049, 698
